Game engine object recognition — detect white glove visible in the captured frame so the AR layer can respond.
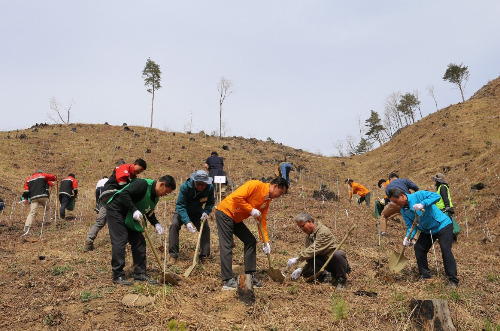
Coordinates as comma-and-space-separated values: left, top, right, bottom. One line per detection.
291, 268, 303, 280
186, 222, 196, 233
379, 198, 386, 205
155, 223, 164, 235
287, 257, 298, 268
250, 208, 261, 219
201, 212, 209, 221
133, 210, 143, 222
262, 242, 271, 255
413, 203, 424, 211
403, 237, 411, 247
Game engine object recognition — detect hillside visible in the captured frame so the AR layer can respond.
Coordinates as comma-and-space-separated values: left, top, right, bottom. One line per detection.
0, 77, 499, 330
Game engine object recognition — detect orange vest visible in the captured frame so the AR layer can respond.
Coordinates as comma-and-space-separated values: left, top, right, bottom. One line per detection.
217, 180, 272, 242
349, 182, 370, 198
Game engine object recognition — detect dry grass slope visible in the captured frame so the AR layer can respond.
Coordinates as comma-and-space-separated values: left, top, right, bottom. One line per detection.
0, 77, 499, 330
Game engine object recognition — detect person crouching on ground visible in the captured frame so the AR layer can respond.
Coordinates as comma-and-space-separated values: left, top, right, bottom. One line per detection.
169, 170, 215, 264
106, 175, 176, 285
215, 177, 288, 291
287, 212, 350, 289
388, 188, 459, 287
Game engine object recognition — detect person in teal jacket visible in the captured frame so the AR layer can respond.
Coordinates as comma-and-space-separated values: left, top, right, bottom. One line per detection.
388, 189, 459, 287
169, 170, 215, 263
107, 175, 176, 286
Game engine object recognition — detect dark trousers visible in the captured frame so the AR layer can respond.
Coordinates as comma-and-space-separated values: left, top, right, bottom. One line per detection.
414, 223, 458, 284
59, 194, 70, 218
95, 187, 103, 209
169, 212, 210, 259
304, 251, 348, 279
107, 202, 146, 280
358, 192, 371, 206
215, 210, 256, 281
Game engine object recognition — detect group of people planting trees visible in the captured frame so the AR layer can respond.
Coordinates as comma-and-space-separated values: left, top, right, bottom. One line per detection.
18, 151, 459, 290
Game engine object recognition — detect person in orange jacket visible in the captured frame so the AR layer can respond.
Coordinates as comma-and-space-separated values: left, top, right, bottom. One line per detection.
215, 177, 288, 291
346, 179, 371, 206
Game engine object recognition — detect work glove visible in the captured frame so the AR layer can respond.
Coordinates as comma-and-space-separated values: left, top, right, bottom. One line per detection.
262, 242, 271, 255
403, 236, 411, 247
379, 198, 386, 206
200, 212, 209, 221
291, 268, 303, 280
413, 203, 424, 211
155, 223, 164, 235
186, 222, 196, 233
287, 257, 299, 268
133, 210, 143, 222
250, 208, 261, 219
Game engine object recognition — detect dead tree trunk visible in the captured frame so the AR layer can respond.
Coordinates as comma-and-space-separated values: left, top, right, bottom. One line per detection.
409, 299, 456, 331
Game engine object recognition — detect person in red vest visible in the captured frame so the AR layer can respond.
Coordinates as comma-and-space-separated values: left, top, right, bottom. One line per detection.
59, 173, 78, 219
21, 170, 57, 234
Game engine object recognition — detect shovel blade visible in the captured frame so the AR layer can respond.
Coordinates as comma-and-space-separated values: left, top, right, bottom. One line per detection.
388, 250, 409, 273
267, 268, 285, 283
184, 264, 196, 278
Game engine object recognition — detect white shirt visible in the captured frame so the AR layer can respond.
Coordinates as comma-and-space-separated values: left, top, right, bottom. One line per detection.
96, 178, 108, 189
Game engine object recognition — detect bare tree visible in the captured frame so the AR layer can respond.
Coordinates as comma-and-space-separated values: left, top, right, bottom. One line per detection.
345, 134, 357, 156
427, 85, 439, 111
333, 139, 345, 157
217, 77, 233, 137
48, 97, 73, 124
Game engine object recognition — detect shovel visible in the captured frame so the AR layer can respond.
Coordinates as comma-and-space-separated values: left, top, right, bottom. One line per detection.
255, 218, 285, 283
305, 225, 355, 282
141, 218, 179, 285
388, 211, 423, 273
184, 217, 207, 277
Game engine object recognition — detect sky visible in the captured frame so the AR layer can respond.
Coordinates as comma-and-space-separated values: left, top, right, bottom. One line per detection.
1, 1, 499, 155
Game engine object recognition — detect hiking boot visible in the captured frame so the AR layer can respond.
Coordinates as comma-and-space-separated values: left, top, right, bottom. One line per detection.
222, 278, 238, 291
113, 276, 133, 286
134, 274, 158, 285
168, 256, 178, 265
336, 277, 346, 289
447, 280, 458, 288
251, 274, 263, 288
322, 271, 333, 284
199, 255, 211, 264
83, 239, 94, 252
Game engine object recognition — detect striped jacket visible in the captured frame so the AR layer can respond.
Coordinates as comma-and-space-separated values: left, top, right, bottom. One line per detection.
22, 172, 56, 200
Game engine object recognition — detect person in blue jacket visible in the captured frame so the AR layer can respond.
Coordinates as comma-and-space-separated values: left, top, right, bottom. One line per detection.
169, 170, 215, 263
388, 188, 459, 287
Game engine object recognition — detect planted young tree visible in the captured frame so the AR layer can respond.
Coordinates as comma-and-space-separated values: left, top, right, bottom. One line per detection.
365, 110, 385, 146
443, 63, 469, 102
142, 58, 162, 128
217, 77, 233, 137
48, 97, 73, 124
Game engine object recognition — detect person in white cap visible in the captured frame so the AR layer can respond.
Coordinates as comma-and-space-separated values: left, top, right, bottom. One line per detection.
169, 170, 215, 263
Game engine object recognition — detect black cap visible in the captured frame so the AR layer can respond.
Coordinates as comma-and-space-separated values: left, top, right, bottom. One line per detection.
134, 158, 147, 170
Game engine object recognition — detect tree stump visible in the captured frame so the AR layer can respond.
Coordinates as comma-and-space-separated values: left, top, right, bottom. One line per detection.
237, 274, 255, 305
409, 299, 456, 331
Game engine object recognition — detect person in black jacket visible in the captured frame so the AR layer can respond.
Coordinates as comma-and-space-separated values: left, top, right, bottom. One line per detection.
59, 173, 78, 219
106, 175, 176, 285
22, 170, 57, 234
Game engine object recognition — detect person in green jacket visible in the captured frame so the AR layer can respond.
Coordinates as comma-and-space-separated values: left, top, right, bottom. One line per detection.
169, 170, 215, 263
106, 175, 176, 286
287, 212, 350, 289
432, 173, 459, 241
